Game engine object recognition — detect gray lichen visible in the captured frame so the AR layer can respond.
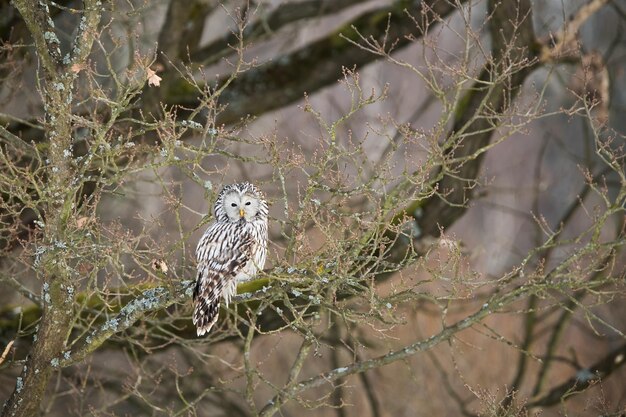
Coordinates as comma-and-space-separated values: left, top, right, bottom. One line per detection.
15, 377, 23, 393
43, 31, 60, 44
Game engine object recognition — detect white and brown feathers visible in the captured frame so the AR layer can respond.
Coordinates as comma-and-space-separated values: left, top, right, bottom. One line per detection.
193, 182, 268, 336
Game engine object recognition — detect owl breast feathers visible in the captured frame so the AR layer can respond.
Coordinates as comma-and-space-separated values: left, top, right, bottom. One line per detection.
192, 182, 268, 336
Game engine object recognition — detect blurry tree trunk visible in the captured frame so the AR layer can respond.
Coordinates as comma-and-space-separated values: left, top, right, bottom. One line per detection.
1, 1, 101, 415
417, 0, 538, 235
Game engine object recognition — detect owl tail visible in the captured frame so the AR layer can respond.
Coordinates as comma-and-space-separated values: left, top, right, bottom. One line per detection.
192, 269, 224, 336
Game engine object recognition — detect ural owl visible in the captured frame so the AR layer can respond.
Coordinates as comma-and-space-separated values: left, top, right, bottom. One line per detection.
193, 182, 268, 336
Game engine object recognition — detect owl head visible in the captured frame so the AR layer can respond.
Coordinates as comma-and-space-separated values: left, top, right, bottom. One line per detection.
214, 182, 268, 223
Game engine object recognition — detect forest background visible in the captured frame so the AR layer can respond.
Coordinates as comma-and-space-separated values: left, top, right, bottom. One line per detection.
1, 0, 625, 416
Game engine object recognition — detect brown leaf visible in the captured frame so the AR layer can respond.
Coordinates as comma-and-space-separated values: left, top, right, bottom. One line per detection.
147, 68, 162, 87
151, 259, 168, 273
71, 63, 85, 74
76, 217, 90, 228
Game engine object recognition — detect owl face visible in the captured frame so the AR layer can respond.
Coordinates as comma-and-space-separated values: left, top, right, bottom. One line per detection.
220, 189, 264, 223
213, 182, 267, 224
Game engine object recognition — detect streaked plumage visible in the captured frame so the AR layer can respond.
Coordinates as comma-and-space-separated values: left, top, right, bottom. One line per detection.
193, 182, 268, 336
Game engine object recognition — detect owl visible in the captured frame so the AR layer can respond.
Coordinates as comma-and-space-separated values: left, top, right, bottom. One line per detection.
193, 182, 269, 336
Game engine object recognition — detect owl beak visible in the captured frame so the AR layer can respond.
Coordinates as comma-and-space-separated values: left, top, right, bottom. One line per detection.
239, 208, 245, 218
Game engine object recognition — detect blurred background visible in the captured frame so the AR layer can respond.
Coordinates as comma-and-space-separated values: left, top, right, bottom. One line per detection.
1, 0, 626, 416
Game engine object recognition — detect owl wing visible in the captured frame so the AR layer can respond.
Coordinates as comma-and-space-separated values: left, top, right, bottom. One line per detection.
193, 223, 253, 336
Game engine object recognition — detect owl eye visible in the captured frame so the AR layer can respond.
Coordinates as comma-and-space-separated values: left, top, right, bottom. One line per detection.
231, 203, 237, 207
245, 201, 251, 206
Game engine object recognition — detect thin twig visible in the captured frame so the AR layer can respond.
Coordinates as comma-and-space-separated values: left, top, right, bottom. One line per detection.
0, 340, 14, 366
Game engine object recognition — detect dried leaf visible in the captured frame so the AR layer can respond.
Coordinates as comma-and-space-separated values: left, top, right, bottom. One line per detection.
71, 63, 85, 74
151, 259, 168, 273
147, 68, 162, 87
76, 217, 90, 228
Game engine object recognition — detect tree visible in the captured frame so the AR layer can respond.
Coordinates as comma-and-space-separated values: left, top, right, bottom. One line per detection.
1, 0, 625, 416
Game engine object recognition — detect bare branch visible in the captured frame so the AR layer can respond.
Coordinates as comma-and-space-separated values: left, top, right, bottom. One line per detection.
527, 343, 626, 408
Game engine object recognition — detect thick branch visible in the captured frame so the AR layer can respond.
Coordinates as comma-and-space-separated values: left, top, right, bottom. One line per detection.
158, 0, 213, 62
11, 0, 60, 73
58, 281, 194, 367
0, 277, 308, 353
416, 0, 538, 235
173, 0, 464, 125
2, 1, 102, 415
191, 0, 365, 66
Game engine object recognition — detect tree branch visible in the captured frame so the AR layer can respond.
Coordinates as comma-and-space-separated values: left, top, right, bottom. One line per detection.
57, 281, 194, 367
1, 1, 102, 415
415, 0, 538, 236
259, 280, 542, 416
527, 342, 626, 408
190, 0, 365, 66
540, 0, 610, 62
176, 0, 465, 125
